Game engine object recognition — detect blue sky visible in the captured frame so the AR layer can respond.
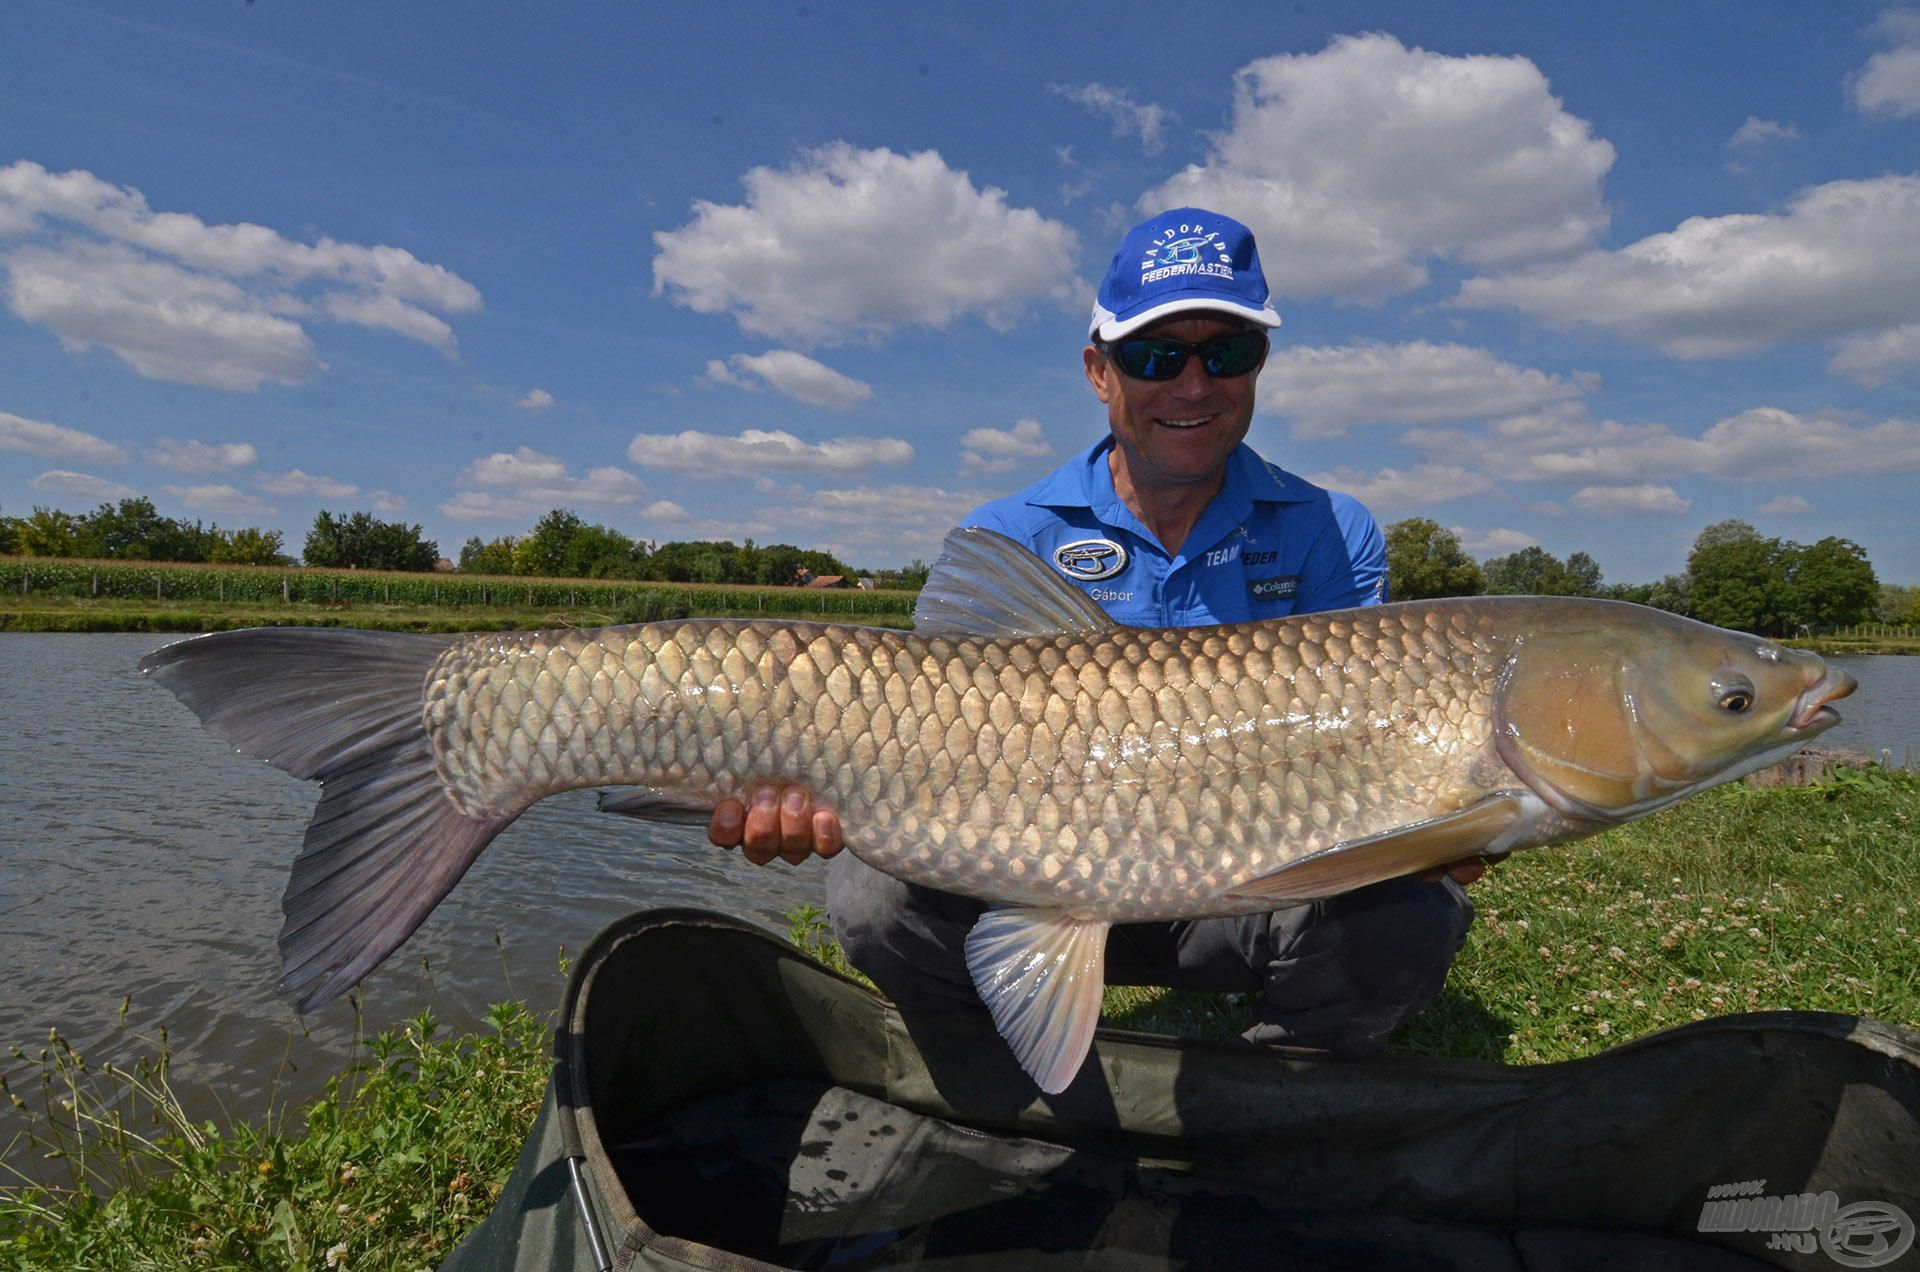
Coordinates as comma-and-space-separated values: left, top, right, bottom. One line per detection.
2, 1, 1917, 582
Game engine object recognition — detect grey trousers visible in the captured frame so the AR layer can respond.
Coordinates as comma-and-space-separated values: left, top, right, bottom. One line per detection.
826, 851, 1474, 1052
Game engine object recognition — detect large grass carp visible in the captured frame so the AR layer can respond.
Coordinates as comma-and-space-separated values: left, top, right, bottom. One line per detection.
142, 528, 1856, 1092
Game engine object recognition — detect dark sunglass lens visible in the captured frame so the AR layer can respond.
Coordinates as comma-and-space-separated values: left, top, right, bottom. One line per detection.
1117, 339, 1190, 379
1202, 331, 1267, 376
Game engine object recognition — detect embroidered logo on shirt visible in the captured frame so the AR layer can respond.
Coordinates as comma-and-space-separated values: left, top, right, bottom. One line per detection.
1053, 538, 1128, 581
1249, 575, 1300, 603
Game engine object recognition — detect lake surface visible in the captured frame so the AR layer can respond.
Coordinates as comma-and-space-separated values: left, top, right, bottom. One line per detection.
0, 632, 826, 1163
1, 633, 1915, 1163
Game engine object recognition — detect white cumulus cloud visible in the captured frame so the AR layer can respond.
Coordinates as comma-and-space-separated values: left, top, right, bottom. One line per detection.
149, 437, 258, 473
445, 446, 646, 521
703, 350, 874, 410
1050, 82, 1172, 152
164, 483, 277, 518
367, 490, 407, 514
1260, 341, 1597, 436
30, 469, 136, 501
1758, 494, 1814, 516
1304, 464, 1495, 516
1727, 116, 1800, 152
1828, 321, 1920, 385
626, 427, 913, 478
514, 388, 555, 412
1454, 526, 1540, 556
256, 468, 358, 498
0, 160, 482, 391
642, 499, 688, 520
1571, 484, 1692, 515
1849, 8, 1920, 118
1454, 174, 1920, 365
652, 144, 1079, 346
1140, 34, 1614, 301
960, 419, 1054, 472
0, 410, 125, 463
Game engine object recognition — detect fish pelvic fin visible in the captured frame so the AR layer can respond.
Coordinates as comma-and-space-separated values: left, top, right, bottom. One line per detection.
963, 907, 1111, 1094
140, 629, 513, 1012
913, 526, 1117, 638
1226, 793, 1531, 903
596, 786, 715, 826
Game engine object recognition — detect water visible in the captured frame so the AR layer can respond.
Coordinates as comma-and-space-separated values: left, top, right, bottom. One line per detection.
1824, 655, 1920, 768
0, 632, 826, 1158
2, 634, 1915, 1162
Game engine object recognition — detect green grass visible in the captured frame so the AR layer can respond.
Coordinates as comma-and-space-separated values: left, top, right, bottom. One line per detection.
2, 1004, 549, 1270
3, 770, 1914, 1266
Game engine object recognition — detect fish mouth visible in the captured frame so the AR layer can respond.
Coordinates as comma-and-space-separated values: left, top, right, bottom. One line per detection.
1789, 669, 1857, 733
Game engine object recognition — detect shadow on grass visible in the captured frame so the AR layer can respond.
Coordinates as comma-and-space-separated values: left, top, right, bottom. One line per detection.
1390, 987, 1515, 1063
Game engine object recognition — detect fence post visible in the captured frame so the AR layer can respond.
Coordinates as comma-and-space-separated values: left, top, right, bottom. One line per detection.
283, 578, 290, 604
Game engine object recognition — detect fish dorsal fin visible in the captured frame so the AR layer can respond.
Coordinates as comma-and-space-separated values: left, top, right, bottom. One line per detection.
964, 907, 1112, 1094
913, 526, 1117, 639
1225, 794, 1530, 902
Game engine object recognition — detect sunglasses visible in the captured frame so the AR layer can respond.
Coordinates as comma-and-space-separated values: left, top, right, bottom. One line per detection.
1097, 329, 1269, 381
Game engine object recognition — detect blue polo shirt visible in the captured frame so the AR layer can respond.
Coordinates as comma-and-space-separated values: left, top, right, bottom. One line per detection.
963, 437, 1387, 627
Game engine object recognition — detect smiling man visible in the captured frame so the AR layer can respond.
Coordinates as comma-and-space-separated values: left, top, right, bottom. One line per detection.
713, 209, 1485, 1064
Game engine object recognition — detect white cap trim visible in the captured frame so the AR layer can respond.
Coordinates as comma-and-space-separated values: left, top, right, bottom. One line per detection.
1089, 295, 1282, 342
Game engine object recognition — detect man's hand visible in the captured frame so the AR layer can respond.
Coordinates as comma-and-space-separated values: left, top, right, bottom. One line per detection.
1420, 857, 1493, 887
708, 784, 844, 866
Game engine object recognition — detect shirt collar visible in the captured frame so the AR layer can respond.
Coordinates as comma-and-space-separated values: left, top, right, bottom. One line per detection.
1024, 436, 1315, 512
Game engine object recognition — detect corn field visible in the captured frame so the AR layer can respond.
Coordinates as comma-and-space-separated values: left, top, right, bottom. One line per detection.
0, 558, 918, 622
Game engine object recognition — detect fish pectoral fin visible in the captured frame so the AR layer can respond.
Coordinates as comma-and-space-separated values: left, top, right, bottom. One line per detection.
1225, 794, 1530, 903
913, 526, 1118, 638
963, 907, 1111, 1094
595, 786, 715, 826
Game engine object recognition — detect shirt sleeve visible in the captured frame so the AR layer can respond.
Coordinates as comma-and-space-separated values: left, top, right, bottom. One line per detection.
1296, 492, 1389, 611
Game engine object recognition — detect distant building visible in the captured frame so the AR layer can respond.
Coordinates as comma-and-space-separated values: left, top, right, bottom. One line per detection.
434, 558, 456, 572
804, 574, 850, 589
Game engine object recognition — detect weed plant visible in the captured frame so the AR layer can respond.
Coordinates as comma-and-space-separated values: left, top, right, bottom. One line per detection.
1, 1002, 547, 1270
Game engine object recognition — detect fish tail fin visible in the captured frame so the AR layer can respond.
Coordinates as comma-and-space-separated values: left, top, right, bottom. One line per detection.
140, 629, 513, 1011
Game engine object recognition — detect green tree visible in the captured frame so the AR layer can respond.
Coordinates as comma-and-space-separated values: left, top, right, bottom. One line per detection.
1881, 583, 1920, 627
304, 510, 438, 571
1482, 545, 1605, 596
0, 506, 17, 556
458, 535, 518, 575
1785, 536, 1878, 631
75, 497, 214, 561
209, 526, 290, 565
16, 507, 80, 556
1685, 520, 1788, 635
1384, 518, 1484, 600
1564, 552, 1604, 597
510, 509, 586, 577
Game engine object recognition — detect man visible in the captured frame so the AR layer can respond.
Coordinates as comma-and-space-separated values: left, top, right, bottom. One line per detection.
709, 208, 1484, 1055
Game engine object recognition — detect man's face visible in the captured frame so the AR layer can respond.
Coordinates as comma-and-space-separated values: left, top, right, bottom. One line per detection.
1085, 313, 1264, 496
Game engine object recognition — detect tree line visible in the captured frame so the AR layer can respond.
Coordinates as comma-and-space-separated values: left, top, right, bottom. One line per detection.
1384, 517, 1903, 636
4, 497, 1906, 633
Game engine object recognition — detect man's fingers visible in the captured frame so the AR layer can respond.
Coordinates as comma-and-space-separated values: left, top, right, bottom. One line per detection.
740, 786, 782, 865
777, 787, 814, 864
1419, 856, 1492, 886
707, 798, 746, 848
812, 808, 844, 858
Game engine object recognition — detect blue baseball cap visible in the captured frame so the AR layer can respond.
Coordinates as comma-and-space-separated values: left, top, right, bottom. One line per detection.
1089, 207, 1281, 341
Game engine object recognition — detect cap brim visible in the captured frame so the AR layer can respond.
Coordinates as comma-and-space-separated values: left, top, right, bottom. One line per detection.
1091, 296, 1282, 342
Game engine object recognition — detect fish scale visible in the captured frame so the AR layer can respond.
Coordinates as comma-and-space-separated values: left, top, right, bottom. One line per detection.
140, 526, 1854, 1091
420, 604, 1501, 922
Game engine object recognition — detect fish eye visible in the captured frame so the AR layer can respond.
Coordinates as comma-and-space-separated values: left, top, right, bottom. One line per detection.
1711, 674, 1756, 713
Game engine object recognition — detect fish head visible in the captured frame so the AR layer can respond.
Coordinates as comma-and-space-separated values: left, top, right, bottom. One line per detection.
1494, 603, 1857, 823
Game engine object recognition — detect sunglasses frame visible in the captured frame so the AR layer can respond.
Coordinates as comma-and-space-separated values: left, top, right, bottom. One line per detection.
1095, 329, 1270, 381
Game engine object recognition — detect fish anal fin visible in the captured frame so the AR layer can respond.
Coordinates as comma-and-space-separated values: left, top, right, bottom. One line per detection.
963, 908, 1111, 1094
1227, 794, 1529, 903
596, 786, 715, 826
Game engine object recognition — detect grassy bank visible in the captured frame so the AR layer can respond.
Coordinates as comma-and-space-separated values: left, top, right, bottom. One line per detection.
4, 769, 1916, 1267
